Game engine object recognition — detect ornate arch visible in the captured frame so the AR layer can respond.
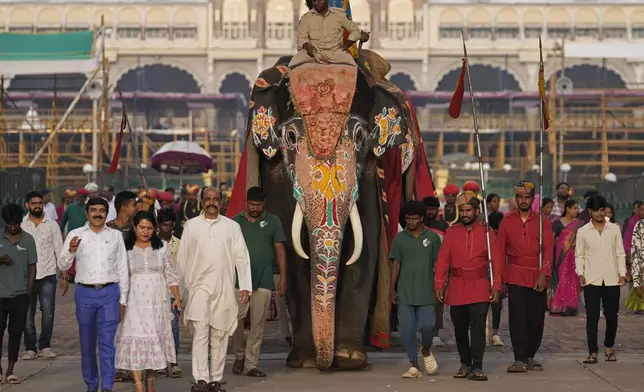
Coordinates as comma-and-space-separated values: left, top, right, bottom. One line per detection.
216, 71, 252, 103
386, 69, 419, 90
111, 61, 205, 93
388, 72, 417, 91
431, 61, 525, 91
547, 63, 627, 89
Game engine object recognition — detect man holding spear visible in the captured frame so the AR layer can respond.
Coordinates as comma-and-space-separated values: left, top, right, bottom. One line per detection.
434, 191, 504, 381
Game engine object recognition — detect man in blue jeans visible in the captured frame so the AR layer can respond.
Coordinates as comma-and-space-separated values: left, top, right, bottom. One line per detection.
389, 201, 441, 378
21, 190, 66, 360
156, 209, 182, 377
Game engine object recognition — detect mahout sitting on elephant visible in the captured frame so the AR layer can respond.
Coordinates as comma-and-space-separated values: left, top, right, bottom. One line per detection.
226, 2, 435, 372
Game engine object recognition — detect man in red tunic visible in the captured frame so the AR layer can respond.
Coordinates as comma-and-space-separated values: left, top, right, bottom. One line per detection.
434, 191, 504, 381
497, 181, 554, 373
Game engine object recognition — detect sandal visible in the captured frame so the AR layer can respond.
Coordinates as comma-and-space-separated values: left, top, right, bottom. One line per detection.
207, 381, 226, 392
605, 350, 617, 362
232, 358, 245, 375
453, 365, 470, 378
468, 369, 488, 381
6, 375, 20, 384
115, 370, 131, 382
507, 361, 528, 373
191, 380, 209, 392
526, 358, 544, 371
246, 368, 266, 377
156, 368, 168, 377
583, 353, 598, 364
170, 364, 182, 378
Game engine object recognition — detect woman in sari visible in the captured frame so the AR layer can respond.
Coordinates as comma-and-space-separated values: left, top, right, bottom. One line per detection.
550, 199, 581, 316
626, 202, 644, 313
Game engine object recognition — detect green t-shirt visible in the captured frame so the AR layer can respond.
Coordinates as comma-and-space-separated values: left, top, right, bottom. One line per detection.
0, 232, 37, 298
60, 203, 87, 233
233, 211, 287, 290
107, 219, 133, 240
389, 228, 441, 306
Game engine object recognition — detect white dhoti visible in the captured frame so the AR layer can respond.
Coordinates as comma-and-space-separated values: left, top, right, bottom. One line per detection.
190, 321, 229, 383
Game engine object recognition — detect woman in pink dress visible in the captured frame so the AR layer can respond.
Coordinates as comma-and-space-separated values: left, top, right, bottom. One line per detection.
550, 199, 581, 316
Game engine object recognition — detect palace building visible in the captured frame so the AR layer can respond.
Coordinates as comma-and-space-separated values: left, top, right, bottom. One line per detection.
1, 0, 643, 188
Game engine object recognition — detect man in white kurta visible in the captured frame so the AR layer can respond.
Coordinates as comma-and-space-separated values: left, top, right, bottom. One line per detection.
177, 187, 252, 392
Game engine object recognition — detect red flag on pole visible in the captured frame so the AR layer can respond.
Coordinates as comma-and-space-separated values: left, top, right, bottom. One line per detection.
107, 112, 126, 174
448, 58, 467, 119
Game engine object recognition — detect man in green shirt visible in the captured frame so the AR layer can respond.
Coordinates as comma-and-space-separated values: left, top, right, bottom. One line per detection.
0, 204, 37, 384
106, 191, 137, 239
59, 189, 89, 235
231, 187, 287, 377
390, 200, 441, 379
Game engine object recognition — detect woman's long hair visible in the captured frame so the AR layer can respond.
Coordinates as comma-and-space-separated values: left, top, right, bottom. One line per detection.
124, 211, 164, 251
562, 199, 578, 219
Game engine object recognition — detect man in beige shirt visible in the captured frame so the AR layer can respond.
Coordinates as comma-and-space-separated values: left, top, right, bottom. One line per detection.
290, 0, 369, 68
575, 195, 626, 364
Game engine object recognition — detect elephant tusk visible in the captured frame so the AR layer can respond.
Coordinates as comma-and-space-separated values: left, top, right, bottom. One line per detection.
292, 203, 309, 260
346, 203, 363, 266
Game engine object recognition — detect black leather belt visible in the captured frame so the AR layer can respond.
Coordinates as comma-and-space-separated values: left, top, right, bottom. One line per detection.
79, 282, 116, 290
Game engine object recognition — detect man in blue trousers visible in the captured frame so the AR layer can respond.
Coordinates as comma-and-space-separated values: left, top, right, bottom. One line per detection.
59, 197, 129, 392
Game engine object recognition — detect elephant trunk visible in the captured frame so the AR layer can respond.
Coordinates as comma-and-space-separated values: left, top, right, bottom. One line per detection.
291, 202, 363, 370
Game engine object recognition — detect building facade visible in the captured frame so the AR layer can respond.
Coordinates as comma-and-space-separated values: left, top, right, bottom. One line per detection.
1, 0, 644, 98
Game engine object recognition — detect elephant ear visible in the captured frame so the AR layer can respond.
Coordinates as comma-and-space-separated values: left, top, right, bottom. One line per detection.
249, 66, 289, 160
367, 88, 410, 158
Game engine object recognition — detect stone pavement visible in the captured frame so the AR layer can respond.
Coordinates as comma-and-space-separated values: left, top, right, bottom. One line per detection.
13, 285, 644, 356
1, 353, 643, 392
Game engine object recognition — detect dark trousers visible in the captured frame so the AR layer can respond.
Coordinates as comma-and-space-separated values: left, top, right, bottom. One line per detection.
450, 302, 489, 370
434, 302, 444, 334
583, 283, 620, 355
24, 274, 57, 352
76, 283, 120, 392
508, 284, 546, 363
0, 294, 30, 362
491, 298, 502, 329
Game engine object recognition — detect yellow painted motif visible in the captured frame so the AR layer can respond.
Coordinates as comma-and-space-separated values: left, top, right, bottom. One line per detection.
311, 161, 347, 200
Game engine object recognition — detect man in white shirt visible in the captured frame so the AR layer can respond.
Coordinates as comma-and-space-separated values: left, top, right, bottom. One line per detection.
177, 187, 252, 392
41, 189, 58, 222
575, 195, 626, 364
103, 186, 117, 222
58, 197, 129, 392
20, 191, 65, 361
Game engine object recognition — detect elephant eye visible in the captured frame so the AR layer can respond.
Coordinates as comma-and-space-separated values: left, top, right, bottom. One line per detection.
281, 121, 300, 149
349, 117, 367, 152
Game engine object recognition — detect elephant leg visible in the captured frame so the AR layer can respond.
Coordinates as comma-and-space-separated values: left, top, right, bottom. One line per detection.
334, 160, 381, 369
260, 157, 316, 368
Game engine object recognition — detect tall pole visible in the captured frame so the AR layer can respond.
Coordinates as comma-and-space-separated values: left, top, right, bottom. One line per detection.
92, 98, 99, 182
557, 37, 565, 183
538, 38, 546, 272
461, 34, 494, 289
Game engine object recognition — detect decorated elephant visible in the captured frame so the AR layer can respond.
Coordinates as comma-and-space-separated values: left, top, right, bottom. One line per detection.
227, 51, 435, 371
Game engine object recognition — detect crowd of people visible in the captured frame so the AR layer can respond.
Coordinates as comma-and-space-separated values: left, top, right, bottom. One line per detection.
0, 178, 643, 390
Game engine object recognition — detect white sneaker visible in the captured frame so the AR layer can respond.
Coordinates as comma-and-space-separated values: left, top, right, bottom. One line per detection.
432, 336, 444, 347
38, 348, 57, 359
422, 350, 439, 375
492, 335, 504, 347
22, 350, 37, 360
401, 366, 422, 378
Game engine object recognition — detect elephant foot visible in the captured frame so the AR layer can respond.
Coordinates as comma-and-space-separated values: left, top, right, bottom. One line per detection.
334, 348, 369, 370
286, 349, 317, 369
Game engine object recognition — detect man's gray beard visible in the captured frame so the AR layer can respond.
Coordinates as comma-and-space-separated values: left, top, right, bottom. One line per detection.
460, 218, 473, 226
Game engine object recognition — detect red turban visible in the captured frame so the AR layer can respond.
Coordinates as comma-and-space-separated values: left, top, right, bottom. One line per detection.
443, 184, 459, 196
463, 181, 480, 193
77, 188, 89, 196
157, 191, 174, 202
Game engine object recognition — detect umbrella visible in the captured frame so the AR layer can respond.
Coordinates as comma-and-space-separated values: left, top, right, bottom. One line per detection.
150, 141, 213, 186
